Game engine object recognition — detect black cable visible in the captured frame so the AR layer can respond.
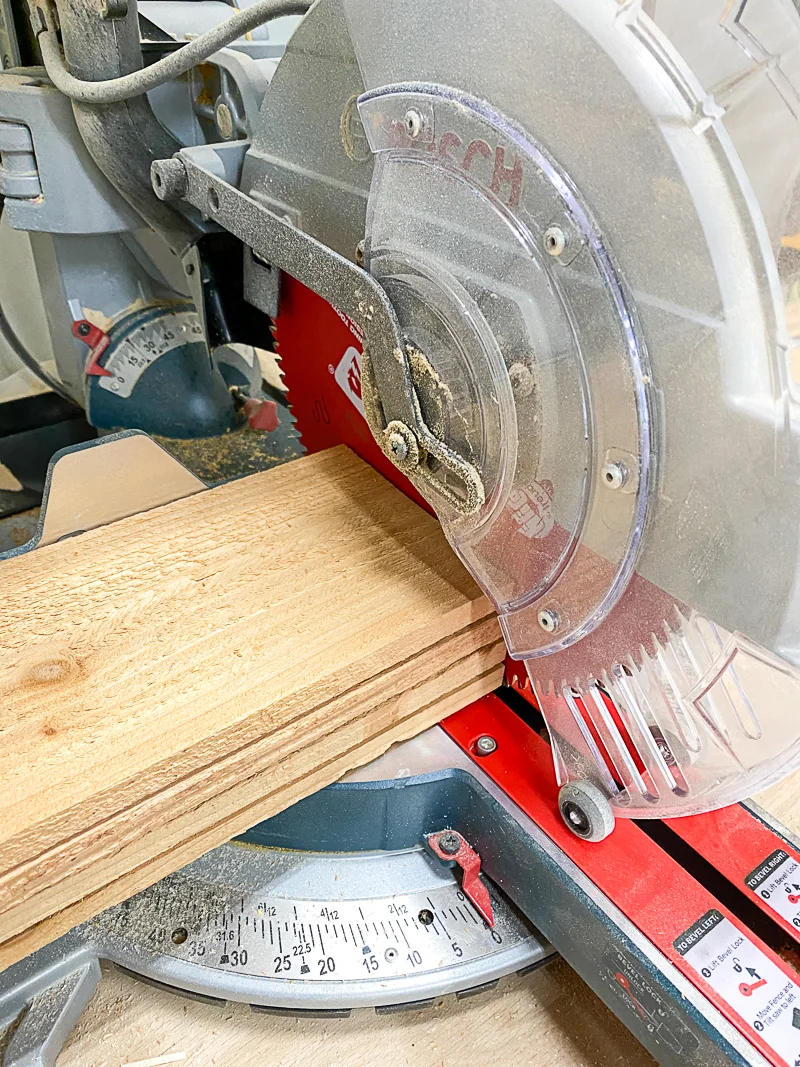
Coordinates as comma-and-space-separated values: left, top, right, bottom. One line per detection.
0, 197, 74, 402
0, 299, 73, 401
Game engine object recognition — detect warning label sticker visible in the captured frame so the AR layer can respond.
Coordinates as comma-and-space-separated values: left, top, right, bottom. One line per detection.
333, 346, 365, 419
746, 850, 800, 933
675, 909, 800, 1065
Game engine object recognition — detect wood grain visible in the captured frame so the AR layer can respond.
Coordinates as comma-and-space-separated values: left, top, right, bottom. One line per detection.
55, 960, 657, 1067
755, 769, 800, 838
0, 446, 504, 969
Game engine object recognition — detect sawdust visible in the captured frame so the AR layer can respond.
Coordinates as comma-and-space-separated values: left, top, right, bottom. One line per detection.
57, 962, 657, 1067
153, 425, 298, 485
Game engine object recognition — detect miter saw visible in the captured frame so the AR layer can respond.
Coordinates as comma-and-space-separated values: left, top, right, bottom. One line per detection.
3, 0, 800, 1064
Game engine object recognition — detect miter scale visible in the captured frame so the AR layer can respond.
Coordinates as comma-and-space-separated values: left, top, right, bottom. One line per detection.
5, 763, 549, 1018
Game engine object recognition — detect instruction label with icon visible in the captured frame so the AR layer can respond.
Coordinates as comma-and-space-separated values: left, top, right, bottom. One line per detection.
746, 850, 800, 930
675, 909, 800, 1065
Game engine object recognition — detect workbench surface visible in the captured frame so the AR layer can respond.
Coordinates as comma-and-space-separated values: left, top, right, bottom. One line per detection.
56, 958, 657, 1067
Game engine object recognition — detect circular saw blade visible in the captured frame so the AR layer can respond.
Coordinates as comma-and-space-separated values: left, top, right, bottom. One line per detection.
341, 0, 800, 816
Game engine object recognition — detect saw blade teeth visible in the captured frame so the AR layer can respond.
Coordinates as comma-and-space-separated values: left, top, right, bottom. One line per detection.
525, 604, 684, 700
261, 322, 306, 450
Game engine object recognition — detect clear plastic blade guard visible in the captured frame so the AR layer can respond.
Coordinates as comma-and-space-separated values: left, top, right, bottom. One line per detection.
342, 0, 800, 817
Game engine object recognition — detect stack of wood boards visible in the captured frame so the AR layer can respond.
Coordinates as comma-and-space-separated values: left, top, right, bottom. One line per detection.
0, 445, 504, 969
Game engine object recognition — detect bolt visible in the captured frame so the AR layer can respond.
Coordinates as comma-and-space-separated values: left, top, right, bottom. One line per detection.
602, 461, 628, 490
543, 225, 566, 257
655, 737, 676, 766
403, 108, 423, 139
387, 431, 408, 461
475, 735, 497, 756
77, 322, 91, 337
99, 0, 128, 18
383, 421, 419, 468
537, 608, 560, 633
437, 831, 461, 855
563, 802, 590, 836
151, 157, 188, 201
508, 361, 535, 399
215, 100, 235, 141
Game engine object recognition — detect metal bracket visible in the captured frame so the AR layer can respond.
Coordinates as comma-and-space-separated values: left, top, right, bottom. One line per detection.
0, 960, 99, 1067
151, 143, 485, 515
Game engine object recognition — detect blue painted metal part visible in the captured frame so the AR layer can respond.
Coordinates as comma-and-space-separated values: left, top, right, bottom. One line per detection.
86, 303, 238, 438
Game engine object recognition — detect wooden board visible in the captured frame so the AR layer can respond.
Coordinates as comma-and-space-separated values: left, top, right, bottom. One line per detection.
0, 445, 504, 969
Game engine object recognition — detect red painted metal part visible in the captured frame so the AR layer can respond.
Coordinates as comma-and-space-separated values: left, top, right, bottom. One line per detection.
73, 318, 111, 377
508, 667, 800, 954
274, 275, 429, 511
667, 806, 800, 949
426, 830, 495, 927
242, 396, 280, 432
443, 694, 800, 1067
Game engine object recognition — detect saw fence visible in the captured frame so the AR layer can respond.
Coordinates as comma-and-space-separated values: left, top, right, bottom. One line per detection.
0, 446, 504, 970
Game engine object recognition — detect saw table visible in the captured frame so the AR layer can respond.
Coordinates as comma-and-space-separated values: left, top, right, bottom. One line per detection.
2, 416, 800, 1067
40, 760, 800, 1067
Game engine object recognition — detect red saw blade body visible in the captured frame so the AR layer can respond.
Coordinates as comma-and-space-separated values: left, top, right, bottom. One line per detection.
275, 275, 428, 510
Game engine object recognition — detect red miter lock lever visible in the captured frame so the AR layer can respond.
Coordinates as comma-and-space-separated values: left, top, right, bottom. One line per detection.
72, 318, 111, 377
425, 830, 495, 928
615, 972, 648, 1021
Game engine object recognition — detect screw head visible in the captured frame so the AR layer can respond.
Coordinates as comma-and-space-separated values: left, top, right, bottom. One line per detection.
437, 831, 461, 855
543, 225, 566, 257
418, 908, 434, 926
537, 608, 560, 633
475, 735, 498, 756
508, 361, 535, 399
383, 421, 419, 469
562, 801, 591, 836
602, 461, 628, 490
404, 108, 423, 139
387, 431, 408, 461
77, 322, 91, 337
